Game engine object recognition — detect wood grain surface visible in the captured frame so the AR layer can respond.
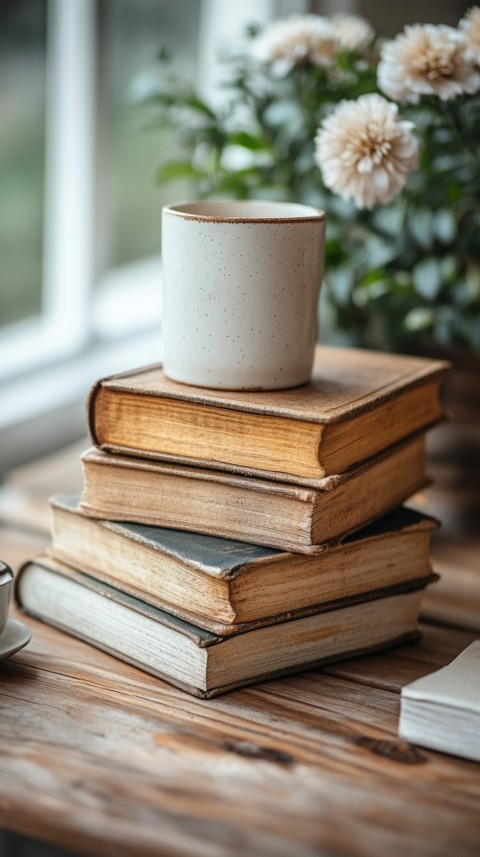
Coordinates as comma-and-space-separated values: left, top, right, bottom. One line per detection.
0, 540, 479, 857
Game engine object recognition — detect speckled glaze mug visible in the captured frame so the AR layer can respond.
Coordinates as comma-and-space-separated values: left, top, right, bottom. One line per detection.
161, 201, 325, 390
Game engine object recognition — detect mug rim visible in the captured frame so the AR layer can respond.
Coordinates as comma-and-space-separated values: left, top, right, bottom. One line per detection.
163, 200, 325, 224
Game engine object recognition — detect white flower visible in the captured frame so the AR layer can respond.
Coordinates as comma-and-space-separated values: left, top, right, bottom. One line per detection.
459, 6, 480, 63
315, 94, 419, 209
252, 15, 339, 72
329, 13, 374, 51
378, 24, 480, 103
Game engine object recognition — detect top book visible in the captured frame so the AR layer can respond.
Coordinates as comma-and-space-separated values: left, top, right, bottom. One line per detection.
88, 345, 448, 486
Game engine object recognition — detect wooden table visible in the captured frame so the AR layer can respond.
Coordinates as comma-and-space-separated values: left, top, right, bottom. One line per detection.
0, 428, 479, 857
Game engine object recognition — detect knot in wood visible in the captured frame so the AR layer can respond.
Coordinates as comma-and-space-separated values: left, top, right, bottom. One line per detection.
355, 736, 428, 764
221, 739, 294, 766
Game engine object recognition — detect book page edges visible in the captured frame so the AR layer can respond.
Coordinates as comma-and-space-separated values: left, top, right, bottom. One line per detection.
92, 414, 442, 489
81, 433, 428, 497
204, 630, 421, 697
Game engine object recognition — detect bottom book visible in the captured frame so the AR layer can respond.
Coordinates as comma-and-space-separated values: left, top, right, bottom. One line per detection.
16, 556, 436, 698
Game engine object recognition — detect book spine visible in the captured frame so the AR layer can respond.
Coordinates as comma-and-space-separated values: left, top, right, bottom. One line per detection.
86, 379, 103, 447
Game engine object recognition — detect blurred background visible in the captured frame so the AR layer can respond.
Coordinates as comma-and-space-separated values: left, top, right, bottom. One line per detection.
0, 3, 478, 855
0, 0, 471, 476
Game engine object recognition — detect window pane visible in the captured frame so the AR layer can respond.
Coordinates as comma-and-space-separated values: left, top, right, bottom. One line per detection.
100, 0, 202, 272
0, 0, 46, 329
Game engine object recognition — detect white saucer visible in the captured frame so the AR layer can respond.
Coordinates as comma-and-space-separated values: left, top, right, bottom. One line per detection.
0, 618, 31, 661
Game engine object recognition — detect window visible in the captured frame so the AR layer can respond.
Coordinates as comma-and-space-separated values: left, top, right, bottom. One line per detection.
0, 1, 47, 331
1, 0, 182, 386
0, 0, 303, 442
101, 0, 202, 271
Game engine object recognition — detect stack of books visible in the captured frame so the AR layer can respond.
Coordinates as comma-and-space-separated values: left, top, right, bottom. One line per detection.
17, 345, 448, 697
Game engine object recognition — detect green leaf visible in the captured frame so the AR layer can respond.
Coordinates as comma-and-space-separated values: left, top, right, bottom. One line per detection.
372, 204, 404, 237
404, 307, 435, 332
227, 131, 270, 151
155, 161, 201, 183
327, 267, 355, 306
408, 209, 433, 250
184, 96, 218, 120
433, 209, 456, 244
439, 255, 458, 283
412, 258, 442, 300
363, 235, 397, 268
353, 279, 392, 307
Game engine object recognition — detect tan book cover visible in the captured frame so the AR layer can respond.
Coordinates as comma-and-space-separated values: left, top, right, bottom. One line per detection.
79, 433, 428, 554
50, 494, 438, 634
88, 345, 448, 486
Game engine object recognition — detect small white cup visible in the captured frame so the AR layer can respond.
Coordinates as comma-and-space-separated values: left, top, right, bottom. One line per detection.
0, 562, 13, 636
161, 201, 325, 390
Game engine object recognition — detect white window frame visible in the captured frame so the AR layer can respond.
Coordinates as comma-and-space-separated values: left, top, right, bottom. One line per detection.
0, 0, 96, 381
0, 0, 307, 433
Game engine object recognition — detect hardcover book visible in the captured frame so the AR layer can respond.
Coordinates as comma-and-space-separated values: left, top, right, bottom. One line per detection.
399, 641, 480, 762
79, 433, 428, 553
50, 494, 437, 635
16, 555, 435, 697
88, 345, 448, 487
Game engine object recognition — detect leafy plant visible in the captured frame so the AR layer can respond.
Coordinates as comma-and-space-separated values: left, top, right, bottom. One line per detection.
140, 12, 480, 354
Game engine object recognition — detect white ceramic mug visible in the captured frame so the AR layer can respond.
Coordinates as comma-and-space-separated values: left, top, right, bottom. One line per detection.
0, 562, 13, 636
161, 201, 325, 390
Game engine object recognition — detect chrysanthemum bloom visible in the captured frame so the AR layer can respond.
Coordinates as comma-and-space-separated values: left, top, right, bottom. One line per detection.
459, 6, 480, 63
329, 13, 374, 51
378, 23, 480, 102
315, 94, 419, 209
252, 15, 339, 71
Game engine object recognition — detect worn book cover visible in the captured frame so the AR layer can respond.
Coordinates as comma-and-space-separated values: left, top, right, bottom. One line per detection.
16, 555, 435, 697
51, 494, 438, 634
88, 345, 448, 486
79, 433, 429, 553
